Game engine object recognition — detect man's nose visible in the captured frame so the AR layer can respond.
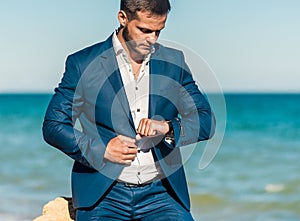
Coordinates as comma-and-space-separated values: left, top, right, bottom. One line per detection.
147, 31, 159, 45
147, 36, 157, 45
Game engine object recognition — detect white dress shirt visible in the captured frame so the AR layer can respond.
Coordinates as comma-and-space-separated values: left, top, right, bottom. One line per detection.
112, 31, 163, 184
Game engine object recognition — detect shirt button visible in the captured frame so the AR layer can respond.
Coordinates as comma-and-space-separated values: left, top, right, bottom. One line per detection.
135, 87, 138, 90
137, 109, 140, 112
137, 172, 141, 175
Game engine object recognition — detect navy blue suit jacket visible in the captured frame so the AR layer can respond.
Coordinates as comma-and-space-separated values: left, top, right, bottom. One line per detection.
43, 34, 215, 211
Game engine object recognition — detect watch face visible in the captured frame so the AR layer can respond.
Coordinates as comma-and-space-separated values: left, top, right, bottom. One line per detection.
165, 120, 174, 140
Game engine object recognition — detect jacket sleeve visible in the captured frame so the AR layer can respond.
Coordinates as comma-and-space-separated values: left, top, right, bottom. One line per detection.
167, 52, 216, 148
42, 55, 108, 170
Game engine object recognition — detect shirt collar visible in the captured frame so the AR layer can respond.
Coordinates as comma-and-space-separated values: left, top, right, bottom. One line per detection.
112, 30, 124, 56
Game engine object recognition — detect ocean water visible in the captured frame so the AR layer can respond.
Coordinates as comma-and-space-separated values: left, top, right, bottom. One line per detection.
0, 94, 299, 221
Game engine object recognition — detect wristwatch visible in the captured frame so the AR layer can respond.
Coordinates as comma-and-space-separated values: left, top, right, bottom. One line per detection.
165, 120, 174, 138
165, 120, 175, 145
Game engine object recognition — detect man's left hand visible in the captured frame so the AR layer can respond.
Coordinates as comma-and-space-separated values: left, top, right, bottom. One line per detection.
137, 118, 169, 136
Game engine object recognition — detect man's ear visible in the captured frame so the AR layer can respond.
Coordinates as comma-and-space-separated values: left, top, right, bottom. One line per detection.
118, 10, 128, 27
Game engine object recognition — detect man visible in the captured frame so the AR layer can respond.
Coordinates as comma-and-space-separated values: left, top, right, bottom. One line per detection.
43, 0, 215, 220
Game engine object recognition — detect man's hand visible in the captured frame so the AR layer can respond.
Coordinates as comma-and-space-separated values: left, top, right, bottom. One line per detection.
137, 118, 169, 136
104, 135, 138, 165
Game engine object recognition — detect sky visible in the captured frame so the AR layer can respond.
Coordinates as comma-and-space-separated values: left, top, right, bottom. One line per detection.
0, 0, 299, 93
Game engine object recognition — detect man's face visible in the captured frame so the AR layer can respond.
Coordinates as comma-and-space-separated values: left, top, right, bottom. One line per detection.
122, 10, 167, 57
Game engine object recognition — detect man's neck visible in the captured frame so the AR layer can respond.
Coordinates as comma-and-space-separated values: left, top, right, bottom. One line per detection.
117, 30, 145, 64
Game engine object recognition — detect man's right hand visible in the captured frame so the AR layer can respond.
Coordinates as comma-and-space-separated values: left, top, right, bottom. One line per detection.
104, 135, 138, 165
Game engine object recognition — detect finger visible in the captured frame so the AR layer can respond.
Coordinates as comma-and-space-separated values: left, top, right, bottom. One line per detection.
118, 135, 136, 143
121, 153, 136, 160
121, 153, 137, 161
118, 135, 138, 148
123, 160, 134, 165
117, 153, 136, 165
121, 153, 137, 165
143, 120, 151, 136
121, 147, 138, 155
138, 119, 149, 135
136, 134, 142, 140
137, 118, 147, 135
137, 122, 143, 135
144, 120, 157, 136
127, 147, 138, 154
123, 141, 138, 148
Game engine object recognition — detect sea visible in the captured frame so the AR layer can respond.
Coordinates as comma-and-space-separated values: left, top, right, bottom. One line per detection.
0, 93, 299, 221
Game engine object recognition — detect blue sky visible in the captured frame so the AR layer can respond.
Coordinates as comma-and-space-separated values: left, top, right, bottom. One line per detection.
0, 0, 299, 93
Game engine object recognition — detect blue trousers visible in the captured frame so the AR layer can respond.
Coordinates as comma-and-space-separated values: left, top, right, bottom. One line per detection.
76, 179, 194, 221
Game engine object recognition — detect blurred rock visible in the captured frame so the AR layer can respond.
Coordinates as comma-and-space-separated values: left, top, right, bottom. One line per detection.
33, 197, 75, 221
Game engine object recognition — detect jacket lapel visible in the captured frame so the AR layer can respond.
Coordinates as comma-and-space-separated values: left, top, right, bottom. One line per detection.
149, 51, 166, 118
149, 59, 159, 118
98, 40, 135, 134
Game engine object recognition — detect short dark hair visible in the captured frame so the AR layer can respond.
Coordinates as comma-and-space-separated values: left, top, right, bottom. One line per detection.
120, 0, 171, 20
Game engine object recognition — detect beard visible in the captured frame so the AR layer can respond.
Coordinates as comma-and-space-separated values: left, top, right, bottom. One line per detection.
122, 26, 149, 59
122, 25, 131, 43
